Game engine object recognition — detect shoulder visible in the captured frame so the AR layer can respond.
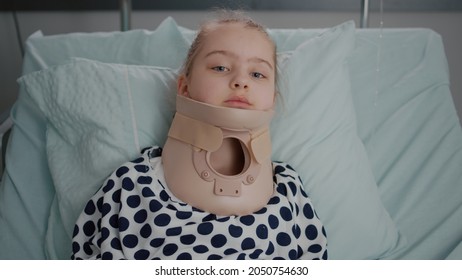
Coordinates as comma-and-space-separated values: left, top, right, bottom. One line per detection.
272, 161, 309, 197
102, 146, 163, 191
272, 161, 300, 180
116, 146, 162, 172
140, 146, 163, 159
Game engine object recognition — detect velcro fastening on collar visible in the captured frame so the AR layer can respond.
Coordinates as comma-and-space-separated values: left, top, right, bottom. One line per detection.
167, 113, 223, 152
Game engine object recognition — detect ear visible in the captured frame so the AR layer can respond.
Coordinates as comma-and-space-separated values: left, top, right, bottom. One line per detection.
177, 74, 189, 97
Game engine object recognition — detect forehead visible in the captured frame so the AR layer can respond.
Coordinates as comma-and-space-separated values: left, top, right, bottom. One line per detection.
199, 23, 275, 60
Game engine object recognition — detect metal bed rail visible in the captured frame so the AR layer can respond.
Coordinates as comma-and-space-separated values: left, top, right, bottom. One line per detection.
120, 0, 131, 31
360, 0, 369, 28
118, 0, 372, 31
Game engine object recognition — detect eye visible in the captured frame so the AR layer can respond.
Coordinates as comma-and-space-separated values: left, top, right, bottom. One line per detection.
211, 66, 229, 72
251, 72, 266, 79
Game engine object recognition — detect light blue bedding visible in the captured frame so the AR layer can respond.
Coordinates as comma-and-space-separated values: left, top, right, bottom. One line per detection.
350, 28, 462, 259
1, 19, 461, 260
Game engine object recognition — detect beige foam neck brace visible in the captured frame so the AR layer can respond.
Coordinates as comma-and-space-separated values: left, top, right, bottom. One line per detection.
170, 95, 274, 165
161, 95, 275, 215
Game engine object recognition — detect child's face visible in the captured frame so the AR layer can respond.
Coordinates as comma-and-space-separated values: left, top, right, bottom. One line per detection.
178, 23, 276, 110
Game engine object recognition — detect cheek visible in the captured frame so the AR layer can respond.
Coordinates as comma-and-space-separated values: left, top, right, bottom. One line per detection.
187, 76, 206, 98
261, 96, 276, 110
259, 85, 276, 110
188, 78, 222, 104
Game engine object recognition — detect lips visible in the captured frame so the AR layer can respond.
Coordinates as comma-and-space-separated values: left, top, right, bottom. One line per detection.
225, 96, 252, 109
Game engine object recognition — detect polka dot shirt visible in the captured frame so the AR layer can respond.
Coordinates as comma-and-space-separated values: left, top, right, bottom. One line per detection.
71, 146, 328, 260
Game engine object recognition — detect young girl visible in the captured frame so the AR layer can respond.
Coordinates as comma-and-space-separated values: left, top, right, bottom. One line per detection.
71, 11, 327, 260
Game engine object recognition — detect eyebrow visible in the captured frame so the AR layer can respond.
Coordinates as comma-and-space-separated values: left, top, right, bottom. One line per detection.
205, 50, 274, 70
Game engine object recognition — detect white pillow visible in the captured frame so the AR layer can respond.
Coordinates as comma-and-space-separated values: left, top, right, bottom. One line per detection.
20, 58, 177, 236
20, 20, 404, 259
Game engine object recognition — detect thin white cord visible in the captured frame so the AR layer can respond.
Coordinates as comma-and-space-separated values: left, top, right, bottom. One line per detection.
124, 66, 141, 153
374, 0, 384, 107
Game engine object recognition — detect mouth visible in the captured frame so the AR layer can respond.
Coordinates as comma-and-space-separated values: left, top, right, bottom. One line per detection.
224, 96, 252, 109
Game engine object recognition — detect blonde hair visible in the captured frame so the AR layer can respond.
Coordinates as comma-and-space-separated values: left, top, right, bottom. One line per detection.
181, 10, 277, 83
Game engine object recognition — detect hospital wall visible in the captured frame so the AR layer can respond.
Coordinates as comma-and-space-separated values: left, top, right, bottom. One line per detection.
1, 11, 461, 125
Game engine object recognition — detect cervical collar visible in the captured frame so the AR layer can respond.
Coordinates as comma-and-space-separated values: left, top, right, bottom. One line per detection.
162, 95, 274, 216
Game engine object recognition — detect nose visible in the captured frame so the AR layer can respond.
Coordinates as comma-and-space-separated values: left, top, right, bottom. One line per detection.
231, 73, 249, 90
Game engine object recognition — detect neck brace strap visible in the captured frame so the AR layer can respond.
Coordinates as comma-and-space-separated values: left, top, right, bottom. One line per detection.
170, 95, 273, 162
167, 113, 272, 165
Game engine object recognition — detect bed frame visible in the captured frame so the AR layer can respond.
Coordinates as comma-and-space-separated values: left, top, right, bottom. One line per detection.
117, 0, 373, 30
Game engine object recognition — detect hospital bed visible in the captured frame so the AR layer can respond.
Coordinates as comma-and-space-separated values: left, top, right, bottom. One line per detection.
0, 3, 461, 260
